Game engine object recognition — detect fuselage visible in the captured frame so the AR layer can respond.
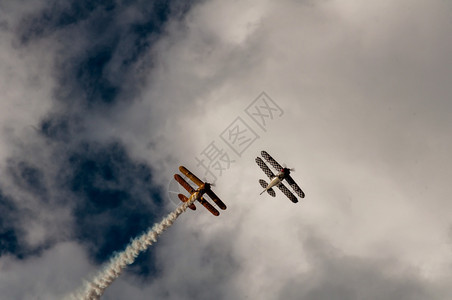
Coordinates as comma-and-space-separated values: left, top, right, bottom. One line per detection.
267, 175, 282, 190
195, 183, 211, 200
263, 169, 289, 192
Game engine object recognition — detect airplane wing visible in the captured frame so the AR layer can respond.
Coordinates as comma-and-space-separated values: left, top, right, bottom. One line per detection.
205, 189, 227, 210
256, 157, 275, 180
277, 183, 298, 203
285, 175, 305, 198
179, 166, 204, 187
261, 151, 283, 171
174, 174, 195, 194
198, 196, 220, 216
178, 194, 197, 210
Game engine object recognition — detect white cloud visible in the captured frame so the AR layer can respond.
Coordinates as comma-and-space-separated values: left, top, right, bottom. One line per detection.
124, 0, 452, 298
1, 0, 452, 299
0, 242, 94, 300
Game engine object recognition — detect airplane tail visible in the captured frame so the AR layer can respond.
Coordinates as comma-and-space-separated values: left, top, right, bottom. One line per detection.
259, 179, 268, 195
259, 180, 276, 197
266, 188, 276, 197
178, 194, 196, 210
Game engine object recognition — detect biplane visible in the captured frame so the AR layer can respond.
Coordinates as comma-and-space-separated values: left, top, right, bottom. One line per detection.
174, 166, 227, 216
255, 150, 305, 203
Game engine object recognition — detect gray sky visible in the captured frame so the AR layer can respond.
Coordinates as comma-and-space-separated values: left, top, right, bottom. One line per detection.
1, 0, 452, 299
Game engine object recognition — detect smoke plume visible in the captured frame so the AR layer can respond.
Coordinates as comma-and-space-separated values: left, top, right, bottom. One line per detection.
71, 193, 198, 300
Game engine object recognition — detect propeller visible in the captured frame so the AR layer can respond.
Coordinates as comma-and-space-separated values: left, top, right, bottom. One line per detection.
283, 164, 295, 172
202, 177, 215, 187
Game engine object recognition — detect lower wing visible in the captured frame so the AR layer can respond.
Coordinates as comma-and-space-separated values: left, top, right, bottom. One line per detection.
277, 183, 298, 203
285, 175, 305, 198
206, 189, 227, 210
198, 196, 220, 216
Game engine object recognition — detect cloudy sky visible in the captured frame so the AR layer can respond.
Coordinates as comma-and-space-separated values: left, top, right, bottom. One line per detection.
1, 0, 452, 299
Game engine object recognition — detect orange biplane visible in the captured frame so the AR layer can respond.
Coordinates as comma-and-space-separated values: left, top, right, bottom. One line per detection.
174, 166, 227, 216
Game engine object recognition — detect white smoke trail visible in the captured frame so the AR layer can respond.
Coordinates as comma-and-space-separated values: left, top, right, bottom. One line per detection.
72, 193, 198, 300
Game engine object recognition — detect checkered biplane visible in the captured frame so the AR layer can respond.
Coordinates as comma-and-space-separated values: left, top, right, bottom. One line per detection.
255, 151, 305, 203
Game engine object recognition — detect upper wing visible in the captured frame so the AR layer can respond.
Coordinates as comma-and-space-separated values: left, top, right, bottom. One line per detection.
255, 157, 275, 180
285, 175, 305, 198
174, 174, 195, 194
261, 151, 283, 171
179, 166, 204, 187
277, 183, 298, 203
198, 196, 220, 216
205, 189, 227, 210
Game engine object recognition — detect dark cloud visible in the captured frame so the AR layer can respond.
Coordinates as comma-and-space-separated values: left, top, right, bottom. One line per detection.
0, 0, 199, 284
0, 191, 21, 257
7, 160, 48, 198
39, 113, 84, 143
18, 1, 116, 43
66, 142, 163, 269
0, 189, 51, 259
1, 0, 452, 299
17, 0, 197, 108
1, 157, 59, 258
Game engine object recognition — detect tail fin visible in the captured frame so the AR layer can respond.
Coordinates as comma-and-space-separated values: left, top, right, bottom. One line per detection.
267, 188, 276, 197
259, 179, 268, 195
178, 194, 196, 210
259, 179, 276, 197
